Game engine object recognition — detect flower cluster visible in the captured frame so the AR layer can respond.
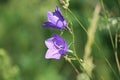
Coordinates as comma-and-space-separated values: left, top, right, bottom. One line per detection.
42, 6, 68, 59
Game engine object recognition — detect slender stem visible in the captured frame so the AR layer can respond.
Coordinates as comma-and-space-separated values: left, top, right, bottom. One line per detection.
67, 7, 103, 58
64, 56, 80, 74
65, 10, 83, 66
100, 0, 115, 49
69, 59, 80, 74
64, 8, 82, 74
66, 6, 94, 79
70, 24, 82, 67
66, 9, 85, 67
101, 0, 120, 73
65, 9, 80, 63
84, 2, 101, 60
69, 19, 91, 77
94, 40, 120, 78
115, 32, 120, 72
67, 8, 88, 34
69, 60, 80, 74
83, 3, 101, 79
105, 58, 120, 79
66, 26, 73, 34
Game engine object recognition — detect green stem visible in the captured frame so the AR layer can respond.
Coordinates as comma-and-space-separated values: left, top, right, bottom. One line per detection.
71, 24, 83, 68
105, 58, 120, 79
66, 8, 93, 79
66, 8, 86, 69
69, 19, 90, 77
67, 8, 88, 34
69, 60, 80, 74
100, 0, 115, 49
101, 0, 120, 77
67, 57, 80, 74
115, 32, 120, 72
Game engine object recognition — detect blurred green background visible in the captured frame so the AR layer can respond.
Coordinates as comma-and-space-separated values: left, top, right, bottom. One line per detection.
0, 0, 120, 80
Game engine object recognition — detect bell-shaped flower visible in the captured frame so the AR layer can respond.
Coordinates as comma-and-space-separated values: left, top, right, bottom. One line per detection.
42, 6, 67, 29
45, 34, 68, 59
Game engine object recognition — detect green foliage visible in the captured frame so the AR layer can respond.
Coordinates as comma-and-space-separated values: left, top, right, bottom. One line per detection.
0, 49, 19, 80
0, 0, 120, 80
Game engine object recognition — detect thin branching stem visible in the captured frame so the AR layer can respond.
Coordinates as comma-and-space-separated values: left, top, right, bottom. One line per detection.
70, 23, 83, 69
69, 60, 80, 74
64, 56, 80, 74
115, 32, 120, 72
67, 7, 103, 56
105, 58, 120, 79
67, 8, 88, 34
65, 9, 83, 69
101, 0, 120, 74
100, 0, 115, 49
68, 16, 91, 78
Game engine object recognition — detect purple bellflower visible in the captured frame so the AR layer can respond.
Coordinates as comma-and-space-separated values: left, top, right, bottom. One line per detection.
42, 6, 67, 29
45, 34, 68, 59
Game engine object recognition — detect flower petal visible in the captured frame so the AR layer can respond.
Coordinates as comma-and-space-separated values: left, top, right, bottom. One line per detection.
45, 37, 54, 49
45, 49, 61, 59
42, 22, 63, 29
47, 12, 59, 24
59, 40, 68, 55
56, 20, 66, 28
42, 22, 54, 27
54, 6, 65, 22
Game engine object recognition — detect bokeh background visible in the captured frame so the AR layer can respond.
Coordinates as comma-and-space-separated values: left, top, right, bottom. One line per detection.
0, 0, 120, 80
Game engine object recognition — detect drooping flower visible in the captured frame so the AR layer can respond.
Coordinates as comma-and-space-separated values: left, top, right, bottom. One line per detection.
45, 34, 68, 59
42, 6, 67, 29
